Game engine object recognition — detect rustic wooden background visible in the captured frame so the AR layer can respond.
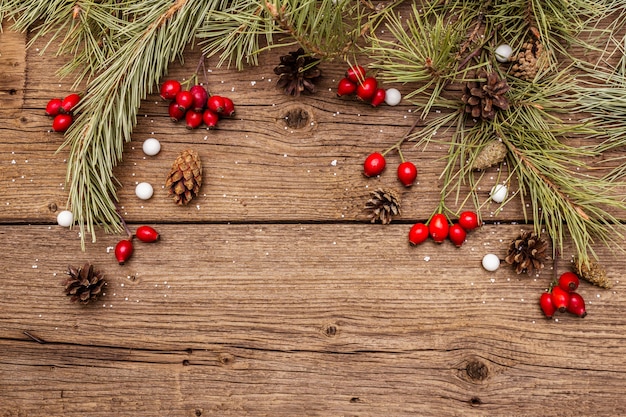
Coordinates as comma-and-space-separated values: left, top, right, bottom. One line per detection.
1, 11, 626, 417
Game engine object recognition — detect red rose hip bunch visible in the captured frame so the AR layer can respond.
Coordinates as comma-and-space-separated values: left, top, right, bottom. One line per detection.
409, 211, 481, 247
45, 93, 81, 132
337, 65, 387, 107
540, 271, 587, 319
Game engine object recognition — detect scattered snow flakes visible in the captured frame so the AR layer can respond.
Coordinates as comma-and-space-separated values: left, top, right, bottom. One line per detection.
331, 159, 337, 166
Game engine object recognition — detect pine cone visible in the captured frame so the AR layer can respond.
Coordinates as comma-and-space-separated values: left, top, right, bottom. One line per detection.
165, 149, 202, 206
511, 40, 546, 81
365, 188, 401, 224
64, 262, 106, 304
471, 140, 508, 170
575, 258, 611, 289
461, 71, 510, 121
505, 230, 548, 275
274, 48, 322, 96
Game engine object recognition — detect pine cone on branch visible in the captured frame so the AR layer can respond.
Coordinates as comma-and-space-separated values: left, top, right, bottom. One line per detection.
461, 71, 510, 121
64, 262, 106, 304
274, 48, 322, 96
505, 231, 548, 275
575, 257, 611, 289
165, 149, 202, 206
511, 39, 546, 81
365, 188, 401, 224
471, 139, 508, 170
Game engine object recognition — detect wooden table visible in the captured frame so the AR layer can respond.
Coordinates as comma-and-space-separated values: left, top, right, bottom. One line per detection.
1, 19, 626, 417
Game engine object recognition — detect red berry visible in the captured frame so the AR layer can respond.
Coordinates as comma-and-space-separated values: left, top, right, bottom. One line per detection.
160, 79, 181, 100
408, 223, 429, 245
61, 93, 81, 114
222, 97, 235, 117
168, 101, 186, 121
45, 98, 63, 116
540, 292, 557, 318
550, 286, 570, 313
135, 225, 160, 243
370, 88, 386, 107
190, 85, 208, 112
345, 65, 366, 83
207, 95, 225, 114
52, 114, 73, 132
397, 161, 417, 187
428, 213, 449, 243
363, 152, 386, 177
458, 211, 480, 231
185, 110, 203, 129
356, 77, 378, 101
558, 272, 580, 293
567, 292, 587, 318
448, 223, 467, 247
336, 78, 357, 96
175, 90, 194, 110
202, 109, 219, 128
114, 239, 133, 265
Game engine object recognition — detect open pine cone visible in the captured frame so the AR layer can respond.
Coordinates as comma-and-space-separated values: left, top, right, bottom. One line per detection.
461, 71, 510, 121
64, 262, 106, 304
511, 39, 546, 81
505, 231, 548, 275
165, 149, 202, 206
365, 188, 401, 224
274, 48, 322, 96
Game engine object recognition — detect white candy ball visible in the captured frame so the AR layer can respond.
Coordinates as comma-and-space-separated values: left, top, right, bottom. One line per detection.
56, 210, 74, 227
482, 253, 501, 272
384, 88, 402, 106
135, 182, 154, 200
142, 138, 161, 156
490, 184, 508, 203
495, 44, 513, 63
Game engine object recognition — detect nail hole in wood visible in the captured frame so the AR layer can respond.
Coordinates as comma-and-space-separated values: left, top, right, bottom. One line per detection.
466, 360, 489, 381
469, 396, 482, 406
182, 359, 190, 366
195, 409, 202, 416
186, 348, 193, 354
20, 116, 27, 123
48, 202, 58, 212
283, 108, 309, 129
349, 397, 361, 403
322, 323, 338, 337
9, 89, 17, 95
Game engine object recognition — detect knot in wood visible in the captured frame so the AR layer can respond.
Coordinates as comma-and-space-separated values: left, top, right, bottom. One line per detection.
283, 107, 310, 129
48, 202, 58, 212
321, 322, 339, 337
466, 360, 489, 381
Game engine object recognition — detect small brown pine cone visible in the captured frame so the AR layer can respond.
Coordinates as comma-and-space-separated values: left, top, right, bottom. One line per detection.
274, 48, 322, 97
461, 71, 510, 121
165, 149, 202, 206
510, 40, 546, 81
505, 230, 548, 275
365, 188, 401, 225
64, 262, 106, 304
575, 257, 611, 289
471, 140, 508, 170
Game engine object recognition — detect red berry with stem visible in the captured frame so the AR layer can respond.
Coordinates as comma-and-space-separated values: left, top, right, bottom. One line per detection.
370, 88, 386, 107
190, 84, 208, 112
45, 98, 63, 116
135, 225, 160, 243
207, 95, 225, 114
363, 152, 386, 177
429, 213, 450, 243
52, 114, 73, 132
448, 223, 467, 247
540, 292, 557, 318
160, 79, 181, 100
550, 286, 570, 313
202, 109, 219, 128
397, 161, 418, 187
356, 77, 378, 101
408, 223, 429, 246
175, 90, 194, 110
168, 101, 186, 121
558, 271, 580, 293
114, 239, 134, 265
346, 65, 366, 83
336, 77, 357, 96
222, 97, 235, 117
185, 110, 203, 129
567, 292, 587, 318
61, 93, 81, 114
458, 211, 480, 231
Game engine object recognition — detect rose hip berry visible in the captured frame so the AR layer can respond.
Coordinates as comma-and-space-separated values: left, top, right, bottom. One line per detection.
160, 79, 181, 100
222, 97, 236, 117
114, 239, 134, 265
346, 65, 366, 83
550, 286, 570, 313
370, 88, 386, 107
397, 161, 418, 187
202, 109, 219, 128
448, 223, 467, 247
190, 85, 209, 112
175, 90, 194, 110
408, 223, 429, 246
458, 211, 480, 231
337, 77, 357, 97
168, 101, 186, 121
61, 93, 81, 114
356, 77, 378, 101
363, 152, 386, 177
185, 110, 203, 129
52, 114, 74, 132
207, 95, 225, 114
558, 272, 580, 293
45, 98, 63, 116
540, 292, 557, 318
429, 213, 450, 243
135, 225, 160, 243
567, 292, 587, 318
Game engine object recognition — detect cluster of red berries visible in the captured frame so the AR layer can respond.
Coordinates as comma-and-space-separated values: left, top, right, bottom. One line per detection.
160, 80, 235, 129
336, 65, 386, 107
409, 211, 481, 247
540, 272, 587, 319
363, 152, 418, 187
115, 225, 160, 265
45, 93, 81, 132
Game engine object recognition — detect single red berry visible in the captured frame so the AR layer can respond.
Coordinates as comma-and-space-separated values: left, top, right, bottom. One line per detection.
160, 79, 181, 100
185, 110, 203, 129
558, 271, 580, 293
190, 85, 208, 112
356, 77, 378, 101
168, 101, 186, 121
336, 78, 357, 97
175, 90, 194, 110
61, 93, 81, 114
397, 161, 418, 187
207, 95, 225, 114
567, 292, 587, 318
550, 286, 570, 313
345, 65, 366, 83
408, 223, 429, 246
429, 213, 450, 243
222, 97, 235, 117
540, 292, 557, 319
458, 211, 480, 231
448, 223, 467, 247
135, 225, 160, 243
370, 88, 386, 107
52, 114, 73, 132
363, 152, 386, 177
45, 98, 63, 116
114, 239, 134, 265
202, 109, 220, 128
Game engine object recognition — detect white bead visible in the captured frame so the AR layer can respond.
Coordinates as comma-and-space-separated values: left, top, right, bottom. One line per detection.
384, 88, 402, 106
495, 44, 513, 63
490, 184, 508, 203
482, 253, 500, 272
56, 210, 74, 227
142, 138, 161, 156
135, 182, 154, 200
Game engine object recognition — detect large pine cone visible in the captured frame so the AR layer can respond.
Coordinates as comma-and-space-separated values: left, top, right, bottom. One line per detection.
461, 71, 510, 121
505, 231, 548, 275
165, 149, 202, 206
365, 188, 401, 224
274, 48, 322, 96
64, 262, 106, 304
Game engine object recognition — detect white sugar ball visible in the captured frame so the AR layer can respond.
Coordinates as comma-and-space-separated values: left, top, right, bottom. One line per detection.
482, 253, 501, 272
384, 88, 402, 106
135, 182, 154, 200
490, 184, 508, 203
495, 44, 513, 63
56, 210, 74, 227
142, 138, 161, 156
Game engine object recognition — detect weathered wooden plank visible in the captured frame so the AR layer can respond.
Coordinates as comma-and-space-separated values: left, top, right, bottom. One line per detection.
0, 24, 25, 114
